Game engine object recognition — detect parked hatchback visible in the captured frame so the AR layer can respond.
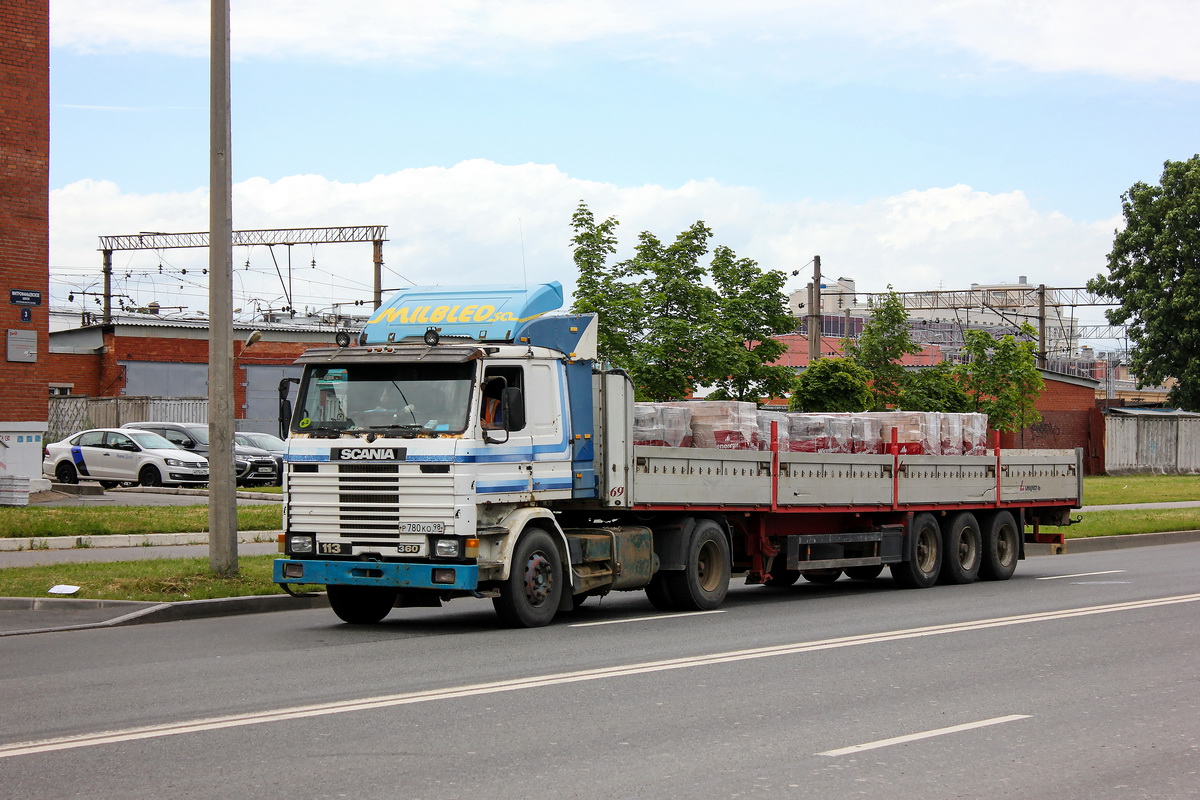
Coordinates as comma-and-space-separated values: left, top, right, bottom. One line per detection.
43, 428, 210, 488
121, 422, 278, 485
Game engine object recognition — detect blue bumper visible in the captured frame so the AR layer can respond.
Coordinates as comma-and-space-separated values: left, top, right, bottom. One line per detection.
273, 558, 479, 591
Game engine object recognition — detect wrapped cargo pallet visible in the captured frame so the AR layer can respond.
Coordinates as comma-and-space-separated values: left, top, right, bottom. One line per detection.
786, 413, 851, 453
659, 404, 693, 448
687, 401, 758, 450
850, 413, 885, 454
940, 413, 964, 456
964, 412, 989, 455
757, 411, 790, 451
633, 402, 667, 446
876, 411, 940, 455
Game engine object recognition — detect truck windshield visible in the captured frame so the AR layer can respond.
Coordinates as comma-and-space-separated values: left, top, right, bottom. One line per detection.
292, 362, 474, 435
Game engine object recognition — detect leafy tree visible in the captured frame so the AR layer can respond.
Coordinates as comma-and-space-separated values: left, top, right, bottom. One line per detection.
898, 362, 972, 413
842, 288, 921, 409
1087, 155, 1200, 409
788, 357, 873, 412
569, 202, 795, 402
958, 326, 1044, 432
705, 246, 797, 403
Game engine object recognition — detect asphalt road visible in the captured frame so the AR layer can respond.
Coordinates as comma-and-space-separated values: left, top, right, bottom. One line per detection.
0, 543, 1197, 799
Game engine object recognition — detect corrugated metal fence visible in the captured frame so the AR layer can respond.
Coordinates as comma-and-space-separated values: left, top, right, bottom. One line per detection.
47, 397, 208, 443
1105, 415, 1200, 474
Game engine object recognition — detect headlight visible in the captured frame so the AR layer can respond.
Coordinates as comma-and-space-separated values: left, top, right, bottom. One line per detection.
235, 459, 250, 469
164, 458, 192, 467
435, 538, 460, 558
287, 534, 314, 554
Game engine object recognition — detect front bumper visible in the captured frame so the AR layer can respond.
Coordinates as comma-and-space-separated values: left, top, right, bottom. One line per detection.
273, 558, 479, 591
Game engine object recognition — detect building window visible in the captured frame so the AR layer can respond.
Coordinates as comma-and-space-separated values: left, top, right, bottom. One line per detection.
49, 385, 74, 396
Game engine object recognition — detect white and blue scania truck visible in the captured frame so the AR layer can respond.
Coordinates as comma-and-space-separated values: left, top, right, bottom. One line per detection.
274, 282, 1081, 627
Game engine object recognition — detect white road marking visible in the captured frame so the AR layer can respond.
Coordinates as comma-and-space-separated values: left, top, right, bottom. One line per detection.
1037, 570, 1126, 581
817, 714, 1031, 757
569, 610, 725, 627
2, 592, 1197, 760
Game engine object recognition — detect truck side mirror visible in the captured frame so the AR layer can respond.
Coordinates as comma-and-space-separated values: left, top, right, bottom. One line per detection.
501, 387, 525, 431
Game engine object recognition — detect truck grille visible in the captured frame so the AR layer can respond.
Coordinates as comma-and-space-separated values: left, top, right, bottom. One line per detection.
286, 462, 455, 538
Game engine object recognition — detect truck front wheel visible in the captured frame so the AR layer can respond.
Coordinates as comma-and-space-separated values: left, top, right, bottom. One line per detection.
327, 585, 397, 624
493, 528, 563, 628
662, 519, 730, 611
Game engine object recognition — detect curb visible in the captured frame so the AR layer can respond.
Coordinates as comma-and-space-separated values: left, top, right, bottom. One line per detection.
0, 592, 329, 637
0, 530, 283, 552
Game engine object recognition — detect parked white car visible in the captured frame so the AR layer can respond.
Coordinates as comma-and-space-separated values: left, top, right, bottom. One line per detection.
42, 428, 210, 488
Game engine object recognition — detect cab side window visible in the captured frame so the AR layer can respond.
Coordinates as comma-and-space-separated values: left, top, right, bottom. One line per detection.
163, 429, 191, 448
482, 366, 525, 432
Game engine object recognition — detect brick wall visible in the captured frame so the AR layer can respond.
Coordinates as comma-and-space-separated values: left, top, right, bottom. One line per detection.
999, 376, 1099, 471
0, 0, 50, 422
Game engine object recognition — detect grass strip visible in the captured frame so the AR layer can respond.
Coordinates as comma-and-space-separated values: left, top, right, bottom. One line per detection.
1082, 474, 1200, 506
0, 505, 281, 539
1063, 507, 1200, 539
0, 555, 321, 602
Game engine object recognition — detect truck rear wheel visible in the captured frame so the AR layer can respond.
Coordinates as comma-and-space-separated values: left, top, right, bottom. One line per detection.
327, 585, 397, 624
890, 512, 941, 589
802, 569, 841, 584
662, 518, 730, 611
980, 511, 1019, 581
939, 512, 981, 585
493, 528, 563, 628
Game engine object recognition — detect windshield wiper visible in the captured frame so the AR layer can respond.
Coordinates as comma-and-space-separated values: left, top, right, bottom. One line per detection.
366, 424, 427, 439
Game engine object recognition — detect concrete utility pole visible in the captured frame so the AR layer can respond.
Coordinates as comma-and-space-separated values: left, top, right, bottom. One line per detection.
807, 255, 822, 361
209, 0, 237, 576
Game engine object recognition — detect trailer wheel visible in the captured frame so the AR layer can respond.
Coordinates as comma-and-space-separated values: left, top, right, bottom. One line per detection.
939, 512, 981, 585
845, 565, 884, 581
980, 511, 1019, 581
493, 528, 563, 628
662, 518, 730, 611
327, 585, 397, 624
802, 569, 841, 584
890, 512, 941, 588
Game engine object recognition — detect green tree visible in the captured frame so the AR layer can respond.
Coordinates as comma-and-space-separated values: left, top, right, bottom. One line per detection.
569, 202, 794, 402
1087, 155, 1200, 409
788, 357, 874, 412
705, 245, 797, 403
958, 326, 1044, 432
898, 362, 972, 413
842, 288, 921, 409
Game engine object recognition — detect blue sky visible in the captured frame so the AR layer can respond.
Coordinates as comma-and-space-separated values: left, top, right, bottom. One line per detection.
47, 1, 1200, 338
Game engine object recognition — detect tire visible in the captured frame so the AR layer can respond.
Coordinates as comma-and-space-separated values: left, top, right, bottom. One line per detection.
645, 572, 677, 610
493, 528, 563, 628
980, 511, 1020, 581
661, 518, 730, 611
845, 564, 885, 581
327, 584, 397, 624
890, 512, 941, 589
99, 481, 119, 490
802, 569, 842, 584
939, 512, 982, 585
763, 557, 801, 588
54, 461, 79, 484
138, 465, 163, 487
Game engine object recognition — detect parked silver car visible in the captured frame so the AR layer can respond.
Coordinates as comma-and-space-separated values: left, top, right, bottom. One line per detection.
234, 431, 286, 485
43, 428, 210, 488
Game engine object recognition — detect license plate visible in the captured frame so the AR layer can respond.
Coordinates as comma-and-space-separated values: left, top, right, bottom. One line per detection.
256, 466, 273, 473
399, 522, 444, 534
397, 544, 421, 554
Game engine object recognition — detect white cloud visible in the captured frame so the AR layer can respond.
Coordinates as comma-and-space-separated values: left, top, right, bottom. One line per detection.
50, 0, 1200, 82
49, 160, 1116, 323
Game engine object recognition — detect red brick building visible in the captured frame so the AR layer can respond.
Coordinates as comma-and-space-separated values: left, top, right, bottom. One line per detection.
1, 0, 51, 488
1001, 370, 1103, 474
